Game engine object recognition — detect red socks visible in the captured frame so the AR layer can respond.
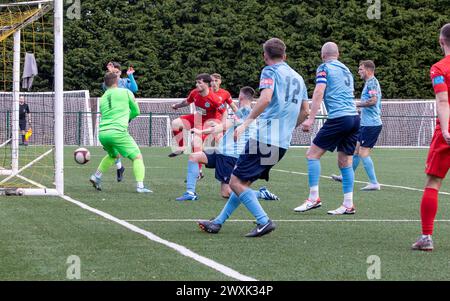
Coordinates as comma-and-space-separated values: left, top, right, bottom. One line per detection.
420, 187, 439, 235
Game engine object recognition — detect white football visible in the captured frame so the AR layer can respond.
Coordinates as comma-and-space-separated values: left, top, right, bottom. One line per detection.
74, 147, 90, 164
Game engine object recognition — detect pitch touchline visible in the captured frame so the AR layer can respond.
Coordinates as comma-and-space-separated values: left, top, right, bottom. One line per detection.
124, 219, 450, 223
272, 169, 450, 196
60, 195, 256, 281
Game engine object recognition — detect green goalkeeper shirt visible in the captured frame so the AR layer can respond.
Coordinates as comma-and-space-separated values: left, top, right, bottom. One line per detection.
99, 87, 140, 132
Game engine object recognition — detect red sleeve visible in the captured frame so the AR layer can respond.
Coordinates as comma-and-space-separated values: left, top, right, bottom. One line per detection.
225, 91, 233, 105
186, 89, 196, 104
430, 64, 448, 94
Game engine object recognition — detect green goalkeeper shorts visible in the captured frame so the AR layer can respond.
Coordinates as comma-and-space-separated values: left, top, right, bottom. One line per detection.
99, 129, 141, 160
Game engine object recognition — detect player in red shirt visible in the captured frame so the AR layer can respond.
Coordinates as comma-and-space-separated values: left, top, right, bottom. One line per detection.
412, 23, 450, 251
211, 73, 238, 114
169, 73, 226, 158
210, 73, 239, 146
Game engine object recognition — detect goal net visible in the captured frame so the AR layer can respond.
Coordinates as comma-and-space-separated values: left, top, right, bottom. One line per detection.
92, 98, 436, 149
0, 0, 65, 196
94, 98, 192, 147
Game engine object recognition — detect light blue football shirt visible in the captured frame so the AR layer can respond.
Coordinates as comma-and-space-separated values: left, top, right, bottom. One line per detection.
217, 106, 254, 158
253, 62, 308, 149
360, 76, 382, 126
316, 60, 357, 119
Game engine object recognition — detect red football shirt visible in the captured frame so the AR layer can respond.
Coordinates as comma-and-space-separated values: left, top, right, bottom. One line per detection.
214, 88, 233, 120
186, 89, 226, 121
430, 55, 450, 127
215, 88, 233, 105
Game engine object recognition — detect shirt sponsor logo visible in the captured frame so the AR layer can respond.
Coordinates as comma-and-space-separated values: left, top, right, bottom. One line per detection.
260, 78, 274, 86
196, 106, 207, 115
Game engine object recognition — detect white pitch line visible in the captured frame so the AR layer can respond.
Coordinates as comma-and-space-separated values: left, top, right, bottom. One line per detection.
273, 169, 450, 196
60, 195, 256, 281
124, 219, 450, 223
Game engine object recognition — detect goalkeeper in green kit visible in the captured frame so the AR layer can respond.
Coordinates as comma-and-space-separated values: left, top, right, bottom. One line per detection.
90, 72, 152, 193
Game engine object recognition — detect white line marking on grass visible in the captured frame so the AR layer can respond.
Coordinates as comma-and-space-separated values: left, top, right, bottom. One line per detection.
272, 169, 450, 196
124, 219, 450, 223
60, 195, 256, 281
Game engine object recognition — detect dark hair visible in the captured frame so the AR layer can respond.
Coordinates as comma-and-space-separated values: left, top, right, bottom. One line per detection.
196, 73, 212, 86
211, 73, 221, 80
240, 86, 255, 100
104, 72, 119, 88
441, 23, 450, 46
263, 38, 286, 60
359, 60, 376, 71
108, 61, 121, 69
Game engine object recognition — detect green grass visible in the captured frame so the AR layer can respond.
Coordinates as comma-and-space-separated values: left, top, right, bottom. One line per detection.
1, 147, 450, 280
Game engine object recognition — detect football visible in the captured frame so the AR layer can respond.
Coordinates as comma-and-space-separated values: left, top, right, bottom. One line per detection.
74, 147, 90, 164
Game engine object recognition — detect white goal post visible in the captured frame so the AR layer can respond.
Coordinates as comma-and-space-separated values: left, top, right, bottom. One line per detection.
0, 0, 64, 196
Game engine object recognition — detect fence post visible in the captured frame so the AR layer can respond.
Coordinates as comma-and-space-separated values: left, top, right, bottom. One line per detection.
149, 112, 152, 146
78, 111, 82, 146
6, 111, 11, 139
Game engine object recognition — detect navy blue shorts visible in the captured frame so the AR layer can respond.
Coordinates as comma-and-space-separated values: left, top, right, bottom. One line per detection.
358, 125, 382, 148
19, 119, 27, 131
313, 115, 360, 155
232, 139, 287, 183
204, 152, 237, 184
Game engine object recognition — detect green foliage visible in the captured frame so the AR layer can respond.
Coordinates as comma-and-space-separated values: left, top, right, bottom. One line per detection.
3, 1, 448, 98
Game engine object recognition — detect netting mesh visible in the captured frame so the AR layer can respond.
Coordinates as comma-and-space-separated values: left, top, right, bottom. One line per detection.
0, 6, 41, 42
95, 98, 192, 147
0, 1, 53, 92
0, 91, 91, 189
93, 98, 437, 148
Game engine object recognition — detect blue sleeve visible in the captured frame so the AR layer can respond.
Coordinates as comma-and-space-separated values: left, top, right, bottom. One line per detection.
316, 64, 328, 85
367, 80, 379, 97
127, 74, 138, 93
259, 66, 276, 90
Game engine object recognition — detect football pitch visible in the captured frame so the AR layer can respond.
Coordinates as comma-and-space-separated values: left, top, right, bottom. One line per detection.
1, 146, 449, 281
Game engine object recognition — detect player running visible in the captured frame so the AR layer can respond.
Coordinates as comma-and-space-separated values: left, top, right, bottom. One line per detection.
175, 86, 279, 201
331, 60, 382, 191
197, 38, 309, 237
294, 42, 360, 215
90, 72, 152, 193
412, 23, 450, 251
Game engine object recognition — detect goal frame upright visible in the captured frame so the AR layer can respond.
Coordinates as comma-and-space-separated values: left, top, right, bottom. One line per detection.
0, 0, 63, 196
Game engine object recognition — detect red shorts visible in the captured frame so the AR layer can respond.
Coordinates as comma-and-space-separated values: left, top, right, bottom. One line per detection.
180, 114, 217, 142
425, 126, 450, 178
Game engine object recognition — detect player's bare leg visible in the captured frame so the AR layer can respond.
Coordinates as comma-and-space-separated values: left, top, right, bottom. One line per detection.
221, 183, 231, 198
169, 118, 187, 157
331, 142, 360, 182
